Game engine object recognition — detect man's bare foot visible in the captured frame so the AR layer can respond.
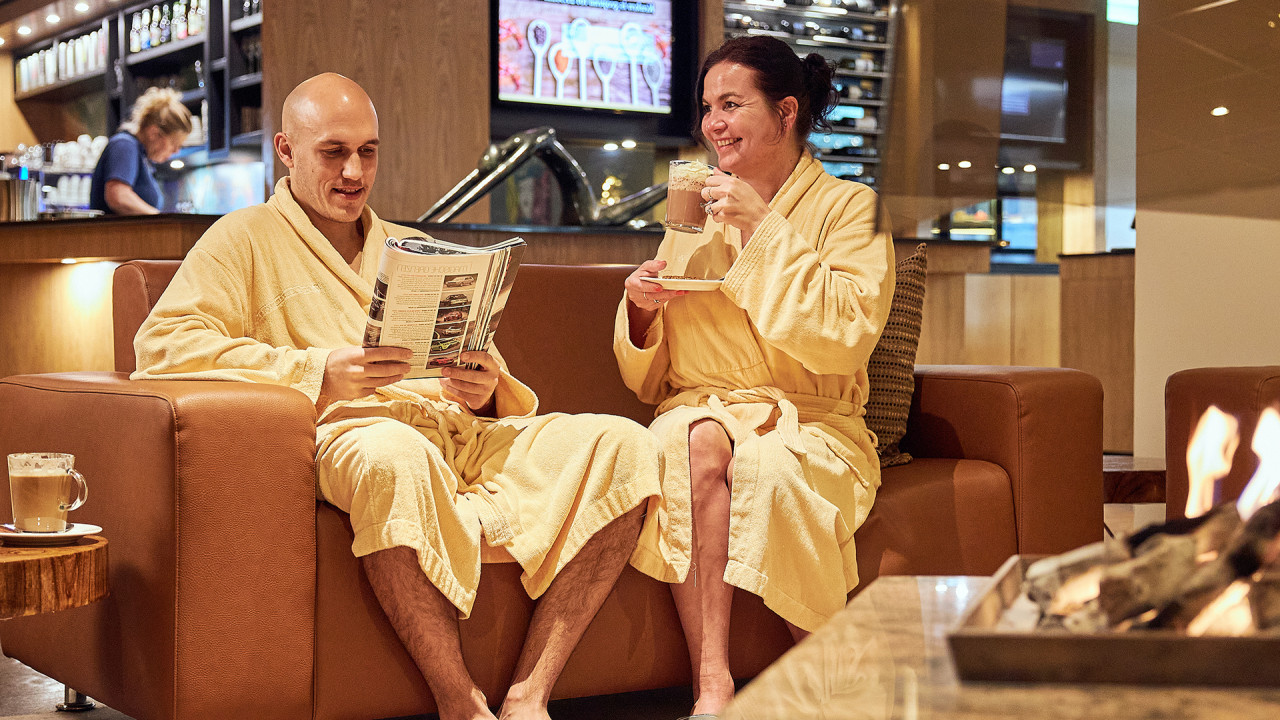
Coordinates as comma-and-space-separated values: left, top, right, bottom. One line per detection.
496, 698, 551, 720
435, 688, 497, 720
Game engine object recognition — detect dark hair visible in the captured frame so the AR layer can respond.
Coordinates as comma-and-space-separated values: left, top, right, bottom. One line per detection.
693, 35, 837, 148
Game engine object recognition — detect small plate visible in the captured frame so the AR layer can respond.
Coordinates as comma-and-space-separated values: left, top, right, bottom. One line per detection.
0, 523, 103, 547
651, 277, 724, 292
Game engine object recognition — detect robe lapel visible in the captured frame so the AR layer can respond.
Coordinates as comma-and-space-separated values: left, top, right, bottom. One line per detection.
768, 153, 823, 221
270, 177, 377, 299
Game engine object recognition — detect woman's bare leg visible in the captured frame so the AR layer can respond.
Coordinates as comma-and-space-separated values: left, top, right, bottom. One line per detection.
670, 419, 736, 716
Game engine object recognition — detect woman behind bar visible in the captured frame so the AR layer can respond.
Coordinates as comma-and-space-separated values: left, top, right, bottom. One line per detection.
613, 35, 894, 717
89, 87, 192, 215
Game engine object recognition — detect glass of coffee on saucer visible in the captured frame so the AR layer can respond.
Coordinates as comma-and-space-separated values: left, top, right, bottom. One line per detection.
3, 452, 99, 547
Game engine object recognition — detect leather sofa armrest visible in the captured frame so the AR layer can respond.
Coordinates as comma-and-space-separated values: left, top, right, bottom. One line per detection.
1165, 366, 1280, 519
903, 365, 1104, 555
0, 372, 318, 719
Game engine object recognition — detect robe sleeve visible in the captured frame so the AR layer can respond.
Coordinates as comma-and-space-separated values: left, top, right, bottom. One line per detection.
487, 344, 539, 419
719, 184, 893, 376
131, 244, 332, 404
612, 295, 674, 406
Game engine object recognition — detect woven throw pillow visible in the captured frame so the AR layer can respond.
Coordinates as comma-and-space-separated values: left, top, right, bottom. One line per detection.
866, 243, 927, 468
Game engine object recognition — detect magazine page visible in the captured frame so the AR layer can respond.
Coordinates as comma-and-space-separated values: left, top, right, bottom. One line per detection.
466, 243, 526, 356
363, 235, 524, 378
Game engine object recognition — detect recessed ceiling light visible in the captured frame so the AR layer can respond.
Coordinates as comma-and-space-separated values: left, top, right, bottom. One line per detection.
61, 258, 78, 265
1001, 166, 1015, 175
47, 13, 61, 24
17, 26, 32, 35
620, 139, 637, 149
1211, 106, 1229, 116
937, 163, 950, 171
1023, 164, 1037, 173
75, 2, 90, 12
170, 160, 185, 169
957, 160, 971, 169
602, 142, 619, 151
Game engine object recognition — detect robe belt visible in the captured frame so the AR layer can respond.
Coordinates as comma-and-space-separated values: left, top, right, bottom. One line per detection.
657, 386, 855, 455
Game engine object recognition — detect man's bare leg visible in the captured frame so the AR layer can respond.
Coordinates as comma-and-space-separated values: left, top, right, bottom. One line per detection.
670, 419, 736, 717
362, 547, 495, 720
499, 505, 645, 720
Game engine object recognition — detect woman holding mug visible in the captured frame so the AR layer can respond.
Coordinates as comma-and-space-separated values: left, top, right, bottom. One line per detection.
613, 35, 894, 717
89, 86, 192, 215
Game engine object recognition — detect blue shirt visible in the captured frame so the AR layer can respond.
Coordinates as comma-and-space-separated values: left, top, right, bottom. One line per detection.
90, 131, 162, 213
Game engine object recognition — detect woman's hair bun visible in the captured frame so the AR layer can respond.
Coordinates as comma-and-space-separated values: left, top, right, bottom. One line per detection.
802, 53, 838, 133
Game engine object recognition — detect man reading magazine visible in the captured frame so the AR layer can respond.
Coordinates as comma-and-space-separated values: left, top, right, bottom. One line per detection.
131, 73, 660, 720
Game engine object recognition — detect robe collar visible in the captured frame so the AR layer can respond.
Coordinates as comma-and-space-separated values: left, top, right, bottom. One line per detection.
268, 177, 380, 297
720, 152, 824, 252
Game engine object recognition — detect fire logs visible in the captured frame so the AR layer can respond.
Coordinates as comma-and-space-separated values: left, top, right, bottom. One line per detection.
1022, 499, 1280, 636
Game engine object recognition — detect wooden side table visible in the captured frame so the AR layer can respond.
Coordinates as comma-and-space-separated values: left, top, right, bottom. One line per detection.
0, 535, 109, 620
1, 535, 109, 711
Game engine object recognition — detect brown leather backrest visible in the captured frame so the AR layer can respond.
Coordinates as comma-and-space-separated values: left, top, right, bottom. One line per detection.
111, 259, 654, 423
113, 260, 182, 373
495, 264, 656, 425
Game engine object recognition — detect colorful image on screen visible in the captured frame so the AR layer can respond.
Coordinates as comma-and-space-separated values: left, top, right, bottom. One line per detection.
496, 0, 673, 115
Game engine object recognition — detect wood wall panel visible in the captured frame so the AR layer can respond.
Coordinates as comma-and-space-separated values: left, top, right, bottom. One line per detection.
964, 274, 1013, 365
1061, 252, 1133, 453
915, 273, 965, 365
262, 1, 491, 224
957, 272, 1060, 368
0, 262, 117, 377
1011, 274, 1060, 366
0, 51, 38, 149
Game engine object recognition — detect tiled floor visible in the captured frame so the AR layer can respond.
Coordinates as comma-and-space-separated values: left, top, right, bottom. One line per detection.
0, 648, 695, 720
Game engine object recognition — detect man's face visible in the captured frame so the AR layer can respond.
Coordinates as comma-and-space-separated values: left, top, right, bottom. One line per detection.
277, 101, 379, 229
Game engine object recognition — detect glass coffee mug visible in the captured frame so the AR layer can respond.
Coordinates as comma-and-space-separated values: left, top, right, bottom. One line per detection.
7, 452, 89, 532
664, 160, 715, 233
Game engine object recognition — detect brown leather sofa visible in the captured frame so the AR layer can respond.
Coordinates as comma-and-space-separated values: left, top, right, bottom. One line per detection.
1165, 366, 1280, 519
0, 261, 1103, 720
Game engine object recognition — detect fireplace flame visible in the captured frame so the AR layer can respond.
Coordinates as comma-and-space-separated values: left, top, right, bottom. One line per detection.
1237, 407, 1280, 522
1185, 406, 1239, 518
1186, 580, 1254, 636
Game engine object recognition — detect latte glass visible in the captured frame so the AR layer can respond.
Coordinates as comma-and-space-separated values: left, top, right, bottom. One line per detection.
7, 452, 89, 532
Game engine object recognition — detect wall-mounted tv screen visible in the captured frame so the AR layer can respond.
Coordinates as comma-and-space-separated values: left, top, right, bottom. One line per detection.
494, 0, 674, 115
1000, 36, 1068, 144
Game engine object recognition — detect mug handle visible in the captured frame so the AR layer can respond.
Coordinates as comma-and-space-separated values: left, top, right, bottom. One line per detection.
62, 468, 89, 513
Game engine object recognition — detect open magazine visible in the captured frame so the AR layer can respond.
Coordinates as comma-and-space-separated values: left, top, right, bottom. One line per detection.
363, 235, 526, 378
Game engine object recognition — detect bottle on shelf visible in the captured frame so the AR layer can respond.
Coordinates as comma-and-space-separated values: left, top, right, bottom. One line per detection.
174, 0, 187, 40
140, 8, 151, 50
150, 5, 162, 48
161, 4, 171, 45
189, 0, 205, 36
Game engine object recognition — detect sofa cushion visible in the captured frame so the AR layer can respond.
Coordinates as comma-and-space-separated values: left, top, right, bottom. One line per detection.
854, 457, 1017, 592
866, 243, 927, 468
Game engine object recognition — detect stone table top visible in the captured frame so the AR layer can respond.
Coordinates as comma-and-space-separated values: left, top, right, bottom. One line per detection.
721, 575, 1280, 720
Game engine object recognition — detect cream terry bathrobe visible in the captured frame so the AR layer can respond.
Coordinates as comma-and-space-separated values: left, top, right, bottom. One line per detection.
613, 154, 893, 631
134, 178, 660, 617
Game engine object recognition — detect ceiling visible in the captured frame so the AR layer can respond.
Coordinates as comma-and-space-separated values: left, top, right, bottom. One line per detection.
1137, 0, 1280, 209
0, 0, 122, 51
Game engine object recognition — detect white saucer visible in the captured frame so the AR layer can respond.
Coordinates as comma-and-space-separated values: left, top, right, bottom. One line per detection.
0, 523, 103, 547
651, 277, 723, 292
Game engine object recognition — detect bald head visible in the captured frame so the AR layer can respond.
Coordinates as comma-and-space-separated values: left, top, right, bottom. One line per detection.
281, 72, 378, 138
274, 73, 381, 241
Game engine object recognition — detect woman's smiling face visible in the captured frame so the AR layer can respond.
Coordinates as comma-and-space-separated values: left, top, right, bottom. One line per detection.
699, 62, 797, 179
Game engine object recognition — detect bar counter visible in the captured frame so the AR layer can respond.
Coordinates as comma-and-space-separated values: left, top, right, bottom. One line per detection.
0, 215, 990, 377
